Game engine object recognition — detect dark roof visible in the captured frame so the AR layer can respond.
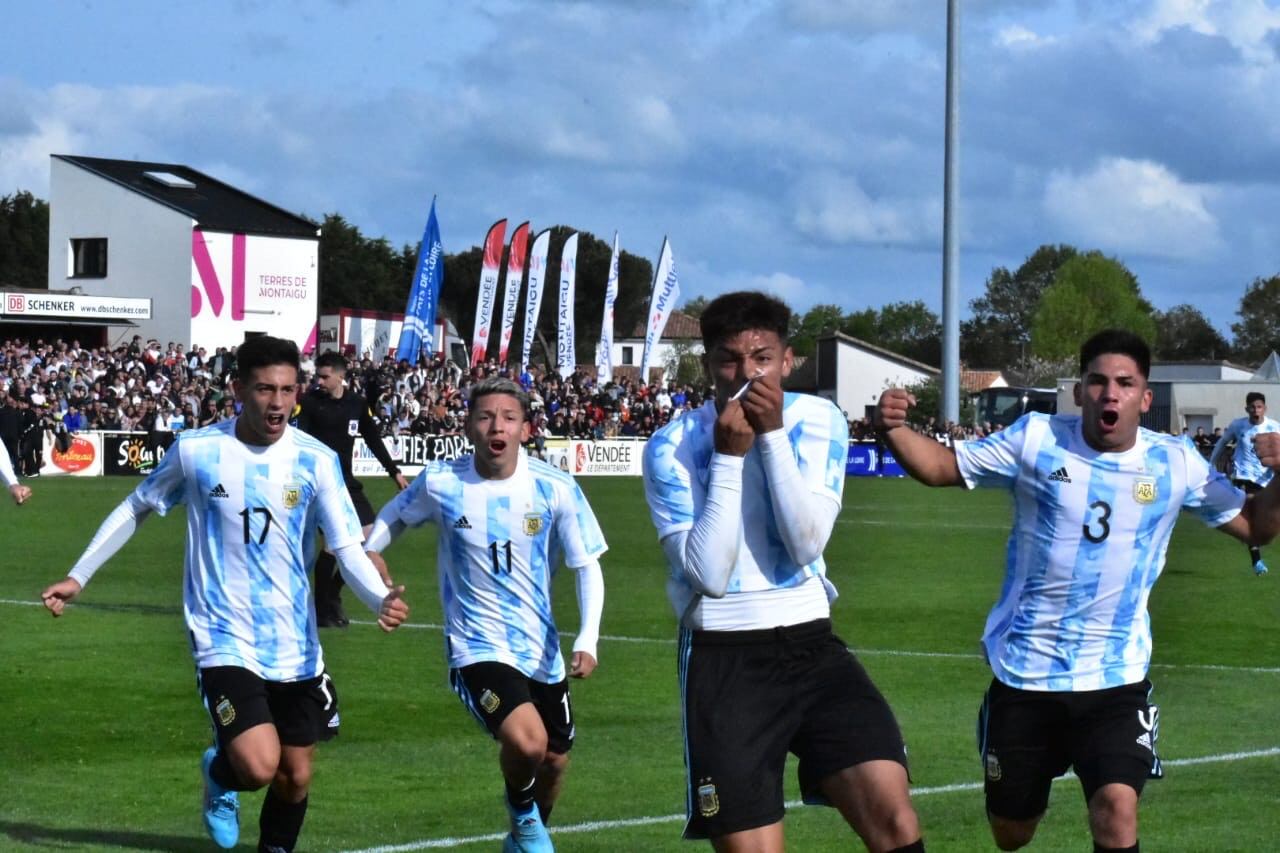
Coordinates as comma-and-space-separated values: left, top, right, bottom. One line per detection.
54, 155, 319, 239
819, 330, 940, 376
626, 310, 702, 340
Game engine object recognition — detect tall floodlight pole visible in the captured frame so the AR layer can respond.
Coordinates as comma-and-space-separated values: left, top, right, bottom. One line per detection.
941, 0, 961, 423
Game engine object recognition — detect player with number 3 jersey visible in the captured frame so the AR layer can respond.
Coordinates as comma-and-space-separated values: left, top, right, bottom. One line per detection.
876, 329, 1280, 852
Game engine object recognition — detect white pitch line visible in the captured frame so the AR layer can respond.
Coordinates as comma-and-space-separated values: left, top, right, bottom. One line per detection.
7, 599, 1277, 674
339, 746, 1280, 853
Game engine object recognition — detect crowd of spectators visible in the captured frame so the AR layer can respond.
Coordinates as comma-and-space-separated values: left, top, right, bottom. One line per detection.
0, 335, 719, 474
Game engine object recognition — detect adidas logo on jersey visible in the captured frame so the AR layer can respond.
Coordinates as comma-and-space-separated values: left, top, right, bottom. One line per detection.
208, 483, 230, 499
453, 515, 472, 530
1047, 467, 1071, 483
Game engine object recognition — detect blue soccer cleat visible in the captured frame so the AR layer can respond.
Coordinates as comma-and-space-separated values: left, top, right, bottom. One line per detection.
201, 746, 240, 849
504, 801, 554, 852
1254, 560, 1269, 576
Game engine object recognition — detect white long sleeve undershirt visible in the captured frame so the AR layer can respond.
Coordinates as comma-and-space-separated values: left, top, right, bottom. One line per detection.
569, 559, 604, 660
757, 429, 841, 565
0, 446, 18, 488
664, 453, 745, 599
331, 541, 394, 614
69, 494, 153, 587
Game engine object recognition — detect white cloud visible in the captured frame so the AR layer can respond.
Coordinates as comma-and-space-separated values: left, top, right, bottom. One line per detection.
996, 24, 1057, 51
791, 171, 934, 246
1131, 0, 1280, 62
1043, 156, 1222, 260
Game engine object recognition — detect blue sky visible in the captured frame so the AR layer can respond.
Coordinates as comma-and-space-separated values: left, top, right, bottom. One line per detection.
4, 0, 1279, 339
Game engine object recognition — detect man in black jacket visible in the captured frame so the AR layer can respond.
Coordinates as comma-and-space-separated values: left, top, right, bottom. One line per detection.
295, 352, 408, 627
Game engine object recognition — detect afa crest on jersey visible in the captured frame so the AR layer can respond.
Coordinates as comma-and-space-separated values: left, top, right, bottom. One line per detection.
1133, 477, 1157, 505
697, 781, 720, 817
523, 513, 544, 536
282, 483, 302, 509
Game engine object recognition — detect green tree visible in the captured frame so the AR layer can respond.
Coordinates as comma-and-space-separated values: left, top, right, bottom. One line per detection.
317, 213, 415, 312
789, 303, 846, 357
664, 338, 703, 386
0, 191, 50, 289
1231, 275, 1280, 365
876, 300, 941, 366
1153, 305, 1230, 361
1030, 253, 1156, 361
962, 244, 1079, 369
680, 295, 709, 319
902, 377, 974, 428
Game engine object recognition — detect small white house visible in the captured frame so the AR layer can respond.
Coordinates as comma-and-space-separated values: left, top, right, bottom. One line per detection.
792, 331, 939, 421
604, 310, 703, 384
45, 154, 320, 351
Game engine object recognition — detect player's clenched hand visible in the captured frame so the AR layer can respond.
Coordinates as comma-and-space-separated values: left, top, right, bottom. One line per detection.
41, 577, 82, 617
378, 585, 409, 632
570, 651, 597, 679
1255, 433, 1280, 469
874, 389, 916, 432
9, 484, 31, 505
714, 399, 755, 456
366, 550, 393, 588
742, 371, 784, 434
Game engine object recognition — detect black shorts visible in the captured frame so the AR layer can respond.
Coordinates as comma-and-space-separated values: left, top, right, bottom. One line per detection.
450, 662, 575, 755
347, 486, 376, 527
977, 678, 1162, 820
198, 666, 340, 749
1233, 479, 1263, 495
678, 619, 909, 840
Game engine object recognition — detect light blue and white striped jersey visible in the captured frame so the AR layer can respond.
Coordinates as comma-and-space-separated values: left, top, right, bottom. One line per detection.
379, 451, 607, 683
956, 413, 1245, 692
134, 420, 363, 682
1215, 415, 1280, 486
643, 394, 849, 623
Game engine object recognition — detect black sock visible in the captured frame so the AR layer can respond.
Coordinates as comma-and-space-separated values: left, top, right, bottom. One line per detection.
888, 841, 925, 853
258, 789, 308, 853
209, 751, 255, 792
537, 800, 554, 825
1249, 546, 1262, 565
505, 779, 536, 814
1093, 843, 1138, 853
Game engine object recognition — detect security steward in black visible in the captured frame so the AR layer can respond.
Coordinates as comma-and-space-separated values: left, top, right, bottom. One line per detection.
295, 351, 408, 627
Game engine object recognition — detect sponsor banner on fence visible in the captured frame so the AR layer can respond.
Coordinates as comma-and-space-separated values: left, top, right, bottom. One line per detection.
40, 432, 104, 477
570, 439, 644, 476
103, 431, 176, 475
352, 433, 474, 477
543, 438, 571, 474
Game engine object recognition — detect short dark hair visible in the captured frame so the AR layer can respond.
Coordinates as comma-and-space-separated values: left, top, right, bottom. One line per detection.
1079, 329, 1151, 379
314, 351, 349, 374
236, 336, 300, 383
467, 377, 530, 421
1247, 391, 1266, 406
699, 291, 791, 351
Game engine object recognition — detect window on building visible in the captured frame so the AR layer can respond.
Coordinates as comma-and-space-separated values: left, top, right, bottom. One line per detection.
621, 345, 634, 365
70, 238, 108, 278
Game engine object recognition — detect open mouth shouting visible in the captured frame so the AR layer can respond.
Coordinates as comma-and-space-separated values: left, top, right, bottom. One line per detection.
1098, 409, 1120, 433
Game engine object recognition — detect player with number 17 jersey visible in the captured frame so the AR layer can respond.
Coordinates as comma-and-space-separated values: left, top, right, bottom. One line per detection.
375, 452, 607, 681
955, 412, 1244, 692
127, 420, 369, 682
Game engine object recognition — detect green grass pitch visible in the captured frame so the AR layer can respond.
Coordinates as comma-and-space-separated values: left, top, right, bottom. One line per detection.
1, 475, 1277, 851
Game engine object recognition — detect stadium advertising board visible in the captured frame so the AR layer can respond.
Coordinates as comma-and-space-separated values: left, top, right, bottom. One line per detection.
543, 439, 571, 473
352, 433, 474, 477
571, 439, 643, 476
3, 291, 151, 321
102, 431, 176, 476
40, 432, 104, 476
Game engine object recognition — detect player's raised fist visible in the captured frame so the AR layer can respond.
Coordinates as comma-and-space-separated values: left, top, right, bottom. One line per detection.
378, 585, 409, 632
875, 389, 917, 432
1254, 432, 1280, 470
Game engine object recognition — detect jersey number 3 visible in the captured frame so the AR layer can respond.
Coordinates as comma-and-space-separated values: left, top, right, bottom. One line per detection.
1082, 500, 1111, 543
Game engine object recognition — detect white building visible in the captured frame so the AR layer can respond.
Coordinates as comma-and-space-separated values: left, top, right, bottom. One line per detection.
42, 154, 320, 351
604, 310, 703, 384
790, 331, 939, 421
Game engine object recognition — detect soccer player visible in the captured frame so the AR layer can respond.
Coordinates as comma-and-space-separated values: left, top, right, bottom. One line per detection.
1208, 391, 1280, 575
875, 329, 1280, 852
642, 291, 924, 853
0, 432, 32, 504
41, 336, 410, 852
365, 376, 606, 853
295, 350, 409, 627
